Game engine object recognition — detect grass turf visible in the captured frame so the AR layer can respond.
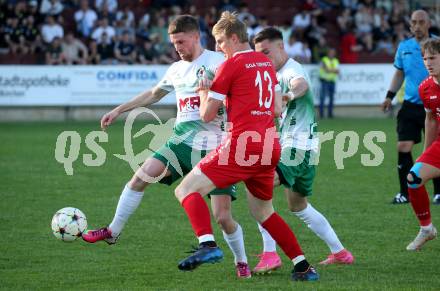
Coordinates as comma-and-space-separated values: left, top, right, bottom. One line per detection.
0, 118, 439, 290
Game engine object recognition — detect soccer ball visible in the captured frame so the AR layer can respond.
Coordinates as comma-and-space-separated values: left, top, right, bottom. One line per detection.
51, 207, 87, 242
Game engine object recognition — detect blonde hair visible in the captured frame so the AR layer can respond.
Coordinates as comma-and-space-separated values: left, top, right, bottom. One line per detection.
422, 38, 440, 55
212, 11, 248, 43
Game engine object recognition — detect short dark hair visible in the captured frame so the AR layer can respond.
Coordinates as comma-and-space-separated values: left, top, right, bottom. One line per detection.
168, 15, 200, 34
253, 27, 283, 44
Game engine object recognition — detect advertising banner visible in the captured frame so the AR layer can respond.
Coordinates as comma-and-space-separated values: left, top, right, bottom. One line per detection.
0, 64, 394, 106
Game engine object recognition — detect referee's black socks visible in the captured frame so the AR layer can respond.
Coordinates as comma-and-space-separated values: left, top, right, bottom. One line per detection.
433, 178, 440, 195
398, 152, 413, 197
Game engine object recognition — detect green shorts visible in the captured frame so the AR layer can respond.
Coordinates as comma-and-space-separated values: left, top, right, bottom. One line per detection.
152, 137, 236, 199
276, 147, 315, 197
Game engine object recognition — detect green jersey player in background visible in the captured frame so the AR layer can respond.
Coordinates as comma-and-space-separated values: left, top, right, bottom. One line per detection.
82, 15, 251, 278
252, 27, 354, 273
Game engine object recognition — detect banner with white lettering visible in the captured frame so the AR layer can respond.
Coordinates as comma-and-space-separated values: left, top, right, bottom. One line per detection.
304, 64, 393, 105
0, 64, 394, 106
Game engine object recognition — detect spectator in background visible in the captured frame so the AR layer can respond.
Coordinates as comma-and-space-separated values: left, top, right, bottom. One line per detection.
97, 32, 116, 64
188, 5, 209, 48
393, 20, 411, 43
292, 10, 311, 39
342, 0, 359, 11
217, 0, 237, 12
92, 18, 115, 44
251, 16, 269, 40
41, 15, 64, 44
88, 39, 100, 64
242, 16, 254, 40
23, 15, 43, 53
312, 35, 328, 63
27, 1, 43, 27
284, 33, 311, 63
372, 11, 394, 54
375, 0, 392, 14
40, 0, 64, 18
114, 30, 136, 64
337, 8, 353, 33
0, 0, 9, 30
168, 5, 182, 24
354, 4, 373, 51
306, 15, 327, 51
137, 38, 159, 64
74, 0, 98, 37
115, 4, 135, 36
389, 1, 408, 26
149, 16, 169, 47
340, 25, 362, 63
137, 11, 151, 40
4, 17, 27, 54
62, 31, 88, 64
319, 47, 339, 118
97, 5, 116, 24
95, 0, 118, 14
204, 5, 218, 29
237, 3, 256, 27
302, 0, 322, 17
284, 33, 300, 57
45, 36, 65, 64
12, 1, 28, 25
299, 42, 312, 63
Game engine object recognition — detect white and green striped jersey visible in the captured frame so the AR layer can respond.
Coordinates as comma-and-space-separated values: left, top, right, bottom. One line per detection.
277, 58, 319, 152
157, 49, 226, 150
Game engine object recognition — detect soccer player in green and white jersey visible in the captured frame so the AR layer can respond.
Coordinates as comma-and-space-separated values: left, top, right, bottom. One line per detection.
252, 27, 354, 273
83, 15, 251, 278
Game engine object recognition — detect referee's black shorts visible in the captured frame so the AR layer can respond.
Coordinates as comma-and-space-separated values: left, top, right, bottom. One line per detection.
396, 100, 425, 144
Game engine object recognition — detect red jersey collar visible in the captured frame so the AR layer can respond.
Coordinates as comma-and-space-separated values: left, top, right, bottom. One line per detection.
233, 49, 253, 57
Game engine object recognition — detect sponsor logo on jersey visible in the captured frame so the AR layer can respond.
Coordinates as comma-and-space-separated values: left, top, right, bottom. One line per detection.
179, 96, 200, 112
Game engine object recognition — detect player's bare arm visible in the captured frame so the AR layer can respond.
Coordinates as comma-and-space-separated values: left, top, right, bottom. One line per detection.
100, 87, 169, 130
200, 96, 223, 122
285, 77, 309, 101
424, 110, 438, 150
382, 69, 404, 112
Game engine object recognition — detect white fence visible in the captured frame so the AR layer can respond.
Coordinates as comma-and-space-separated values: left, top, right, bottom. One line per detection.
0, 64, 394, 106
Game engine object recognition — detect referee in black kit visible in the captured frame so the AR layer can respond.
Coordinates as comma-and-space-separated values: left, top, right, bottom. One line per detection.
381, 10, 440, 204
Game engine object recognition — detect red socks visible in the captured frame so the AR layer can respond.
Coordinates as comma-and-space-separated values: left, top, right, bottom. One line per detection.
261, 212, 303, 260
408, 186, 431, 226
181, 192, 213, 237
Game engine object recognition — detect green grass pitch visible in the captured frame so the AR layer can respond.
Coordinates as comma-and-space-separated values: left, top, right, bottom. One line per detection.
0, 118, 439, 290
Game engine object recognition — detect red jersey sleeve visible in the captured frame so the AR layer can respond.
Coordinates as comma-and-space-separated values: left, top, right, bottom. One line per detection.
209, 60, 236, 100
419, 78, 431, 112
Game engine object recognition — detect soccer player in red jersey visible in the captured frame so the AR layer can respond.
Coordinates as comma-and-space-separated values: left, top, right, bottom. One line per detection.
406, 38, 440, 250
174, 11, 318, 281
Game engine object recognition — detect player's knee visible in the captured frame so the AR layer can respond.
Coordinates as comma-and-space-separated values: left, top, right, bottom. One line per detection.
213, 212, 232, 229
286, 192, 307, 212
174, 184, 186, 201
407, 163, 423, 188
288, 202, 306, 212
128, 176, 148, 192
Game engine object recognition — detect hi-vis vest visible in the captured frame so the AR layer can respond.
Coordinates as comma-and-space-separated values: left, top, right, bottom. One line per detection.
319, 56, 339, 82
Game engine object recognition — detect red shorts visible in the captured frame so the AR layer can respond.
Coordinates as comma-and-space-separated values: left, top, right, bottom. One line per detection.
198, 144, 281, 200
416, 140, 440, 169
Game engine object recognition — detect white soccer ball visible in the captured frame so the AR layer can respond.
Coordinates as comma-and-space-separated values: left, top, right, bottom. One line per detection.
51, 207, 87, 242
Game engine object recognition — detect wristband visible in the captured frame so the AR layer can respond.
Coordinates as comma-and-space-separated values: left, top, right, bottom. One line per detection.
386, 90, 396, 100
